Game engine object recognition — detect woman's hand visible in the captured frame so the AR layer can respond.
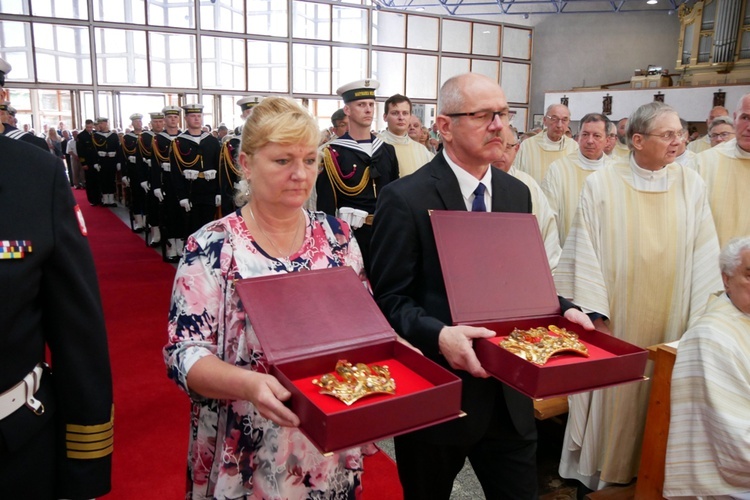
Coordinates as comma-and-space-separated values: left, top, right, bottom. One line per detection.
244, 372, 301, 428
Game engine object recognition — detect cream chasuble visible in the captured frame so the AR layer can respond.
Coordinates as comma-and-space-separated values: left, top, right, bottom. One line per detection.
664, 293, 750, 499
695, 139, 750, 248
515, 132, 579, 185
554, 159, 722, 488
542, 151, 608, 246
610, 142, 630, 161
688, 134, 711, 154
379, 129, 434, 178
508, 165, 561, 272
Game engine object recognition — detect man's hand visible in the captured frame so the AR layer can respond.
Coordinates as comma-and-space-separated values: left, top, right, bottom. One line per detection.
121, 176, 129, 187
593, 317, 611, 334
140, 181, 150, 192
438, 325, 495, 378
215, 194, 221, 207
563, 308, 596, 331
179, 199, 191, 212
153, 188, 164, 202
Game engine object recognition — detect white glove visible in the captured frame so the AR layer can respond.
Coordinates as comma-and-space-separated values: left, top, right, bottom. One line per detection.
128, 155, 136, 163
161, 163, 170, 172
121, 176, 130, 187
179, 198, 191, 212
116, 163, 121, 171
203, 169, 217, 181
94, 164, 101, 171
98, 151, 106, 157
108, 152, 116, 157
215, 194, 222, 207
154, 188, 164, 202
145, 158, 151, 167
140, 181, 150, 192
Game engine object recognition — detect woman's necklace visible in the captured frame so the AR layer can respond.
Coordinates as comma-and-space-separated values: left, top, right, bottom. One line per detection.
249, 206, 302, 272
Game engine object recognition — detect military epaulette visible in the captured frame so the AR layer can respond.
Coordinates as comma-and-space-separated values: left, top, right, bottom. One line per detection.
65, 405, 114, 460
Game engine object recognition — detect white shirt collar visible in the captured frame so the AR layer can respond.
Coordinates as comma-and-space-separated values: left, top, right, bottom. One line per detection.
578, 150, 606, 170
443, 149, 493, 211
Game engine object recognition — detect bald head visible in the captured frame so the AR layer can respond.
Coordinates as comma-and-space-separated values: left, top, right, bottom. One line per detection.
709, 105, 729, 124
439, 73, 503, 115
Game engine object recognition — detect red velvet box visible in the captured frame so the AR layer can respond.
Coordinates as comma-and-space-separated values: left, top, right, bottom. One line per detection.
236, 266, 463, 454
431, 211, 648, 400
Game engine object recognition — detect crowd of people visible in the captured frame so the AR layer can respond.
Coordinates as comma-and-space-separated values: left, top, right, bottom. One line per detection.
3, 47, 749, 499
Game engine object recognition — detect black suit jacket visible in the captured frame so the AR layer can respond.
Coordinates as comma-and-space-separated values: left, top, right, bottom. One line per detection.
370, 152, 537, 445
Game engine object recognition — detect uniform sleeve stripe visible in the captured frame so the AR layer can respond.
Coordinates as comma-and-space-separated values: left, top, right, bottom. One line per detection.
66, 436, 114, 452
67, 428, 113, 442
66, 405, 114, 434
67, 444, 114, 460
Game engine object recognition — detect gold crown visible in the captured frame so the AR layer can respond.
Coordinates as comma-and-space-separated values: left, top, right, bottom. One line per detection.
500, 325, 589, 366
312, 360, 396, 406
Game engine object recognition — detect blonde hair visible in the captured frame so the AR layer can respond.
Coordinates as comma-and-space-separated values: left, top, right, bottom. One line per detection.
234, 97, 321, 206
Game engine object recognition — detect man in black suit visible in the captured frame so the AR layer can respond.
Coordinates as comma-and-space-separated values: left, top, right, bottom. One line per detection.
369, 73, 593, 499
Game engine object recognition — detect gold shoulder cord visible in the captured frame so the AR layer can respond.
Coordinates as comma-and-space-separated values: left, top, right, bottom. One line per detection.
121, 136, 136, 156
153, 138, 170, 164
92, 134, 106, 149
322, 147, 371, 208
137, 134, 152, 158
172, 138, 201, 174
220, 142, 241, 178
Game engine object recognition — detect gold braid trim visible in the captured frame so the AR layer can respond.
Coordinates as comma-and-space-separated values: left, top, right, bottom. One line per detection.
137, 134, 152, 158
172, 138, 201, 170
121, 136, 137, 156
153, 138, 171, 164
323, 147, 371, 197
220, 142, 241, 178
92, 134, 107, 148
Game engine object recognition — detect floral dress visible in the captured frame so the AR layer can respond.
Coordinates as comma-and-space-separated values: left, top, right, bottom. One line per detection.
164, 209, 370, 500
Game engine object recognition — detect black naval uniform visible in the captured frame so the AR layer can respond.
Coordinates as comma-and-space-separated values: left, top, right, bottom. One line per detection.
76, 129, 101, 206
0, 135, 113, 499
138, 130, 159, 233
121, 130, 145, 220
169, 131, 222, 236
316, 132, 399, 269
92, 130, 122, 202
1, 124, 49, 151
219, 134, 242, 216
153, 130, 180, 254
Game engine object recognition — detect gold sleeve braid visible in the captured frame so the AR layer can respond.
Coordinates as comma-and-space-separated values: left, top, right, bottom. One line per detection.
65, 405, 114, 460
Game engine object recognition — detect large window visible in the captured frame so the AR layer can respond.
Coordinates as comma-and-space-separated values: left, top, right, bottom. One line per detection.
0, 1, 533, 128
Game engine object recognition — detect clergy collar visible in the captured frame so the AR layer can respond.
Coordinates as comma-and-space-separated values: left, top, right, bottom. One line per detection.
577, 150, 606, 170
442, 149, 493, 202
381, 128, 411, 145
630, 155, 668, 181
542, 132, 566, 150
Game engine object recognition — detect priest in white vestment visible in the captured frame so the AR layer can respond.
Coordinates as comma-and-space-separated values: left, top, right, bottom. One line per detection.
493, 128, 561, 272
379, 94, 434, 178
610, 118, 630, 160
554, 102, 723, 491
542, 113, 610, 246
688, 105, 730, 154
664, 236, 750, 500
515, 103, 578, 184
674, 118, 697, 169
695, 94, 750, 248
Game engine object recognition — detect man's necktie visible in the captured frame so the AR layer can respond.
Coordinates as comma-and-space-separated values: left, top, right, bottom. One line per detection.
471, 183, 487, 212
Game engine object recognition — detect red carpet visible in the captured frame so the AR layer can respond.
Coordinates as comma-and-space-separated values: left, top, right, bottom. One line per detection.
75, 190, 402, 499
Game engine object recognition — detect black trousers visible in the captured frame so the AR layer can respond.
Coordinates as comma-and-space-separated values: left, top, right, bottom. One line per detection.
394, 394, 538, 500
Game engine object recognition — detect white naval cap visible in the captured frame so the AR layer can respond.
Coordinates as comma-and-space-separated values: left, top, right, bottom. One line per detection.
336, 79, 380, 103
129, 113, 143, 121
162, 105, 181, 116
149, 111, 165, 119
237, 95, 263, 111
96, 117, 109, 123
181, 103, 204, 115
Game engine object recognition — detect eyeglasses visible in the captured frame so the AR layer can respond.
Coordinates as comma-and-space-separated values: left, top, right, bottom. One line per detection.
639, 130, 684, 142
505, 143, 519, 151
445, 110, 511, 126
545, 116, 570, 125
709, 131, 734, 140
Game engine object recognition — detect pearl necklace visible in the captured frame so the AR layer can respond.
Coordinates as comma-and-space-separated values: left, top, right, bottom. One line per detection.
249, 206, 303, 272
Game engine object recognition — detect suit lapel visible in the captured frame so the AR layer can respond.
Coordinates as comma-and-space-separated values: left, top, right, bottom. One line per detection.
491, 168, 512, 212
430, 155, 467, 211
